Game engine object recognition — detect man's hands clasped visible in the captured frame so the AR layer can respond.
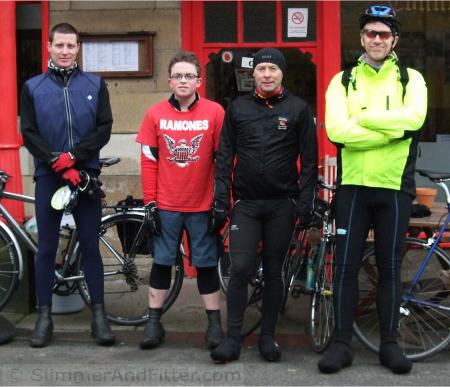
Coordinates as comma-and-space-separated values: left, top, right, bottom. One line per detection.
52, 152, 76, 172
144, 202, 161, 236
62, 168, 81, 187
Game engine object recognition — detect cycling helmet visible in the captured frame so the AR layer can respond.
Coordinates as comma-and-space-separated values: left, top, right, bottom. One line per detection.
359, 5, 400, 36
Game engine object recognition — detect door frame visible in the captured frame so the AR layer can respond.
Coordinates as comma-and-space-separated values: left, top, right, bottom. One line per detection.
181, 0, 341, 159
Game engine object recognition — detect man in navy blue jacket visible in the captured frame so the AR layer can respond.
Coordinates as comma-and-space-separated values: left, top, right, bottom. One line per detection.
21, 23, 114, 348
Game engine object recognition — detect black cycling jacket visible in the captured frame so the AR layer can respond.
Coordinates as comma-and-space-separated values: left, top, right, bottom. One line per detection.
214, 89, 318, 217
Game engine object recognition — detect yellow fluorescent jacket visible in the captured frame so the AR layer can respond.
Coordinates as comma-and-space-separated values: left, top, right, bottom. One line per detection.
325, 54, 427, 196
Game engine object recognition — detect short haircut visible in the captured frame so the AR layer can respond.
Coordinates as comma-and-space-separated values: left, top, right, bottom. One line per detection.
168, 51, 201, 77
49, 23, 79, 43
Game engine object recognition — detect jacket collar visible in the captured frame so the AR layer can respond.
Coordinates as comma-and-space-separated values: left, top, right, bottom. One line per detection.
169, 92, 200, 111
252, 86, 287, 108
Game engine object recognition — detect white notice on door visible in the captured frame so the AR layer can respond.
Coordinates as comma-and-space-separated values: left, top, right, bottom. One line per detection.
287, 8, 308, 38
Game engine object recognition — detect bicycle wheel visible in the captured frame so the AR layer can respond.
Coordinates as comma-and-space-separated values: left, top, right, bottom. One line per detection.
217, 251, 263, 337
354, 237, 450, 361
77, 212, 184, 325
310, 239, 335, 353
217, 233, 230, 293
0, 225, 21, 311
242, 262, 264, 337
218, 227, 262, 337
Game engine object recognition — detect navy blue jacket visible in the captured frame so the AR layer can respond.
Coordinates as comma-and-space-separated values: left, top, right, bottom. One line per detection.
21, 68, 112, 177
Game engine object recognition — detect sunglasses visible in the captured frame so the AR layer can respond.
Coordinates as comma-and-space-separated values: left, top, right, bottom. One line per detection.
363, 29, 393, 40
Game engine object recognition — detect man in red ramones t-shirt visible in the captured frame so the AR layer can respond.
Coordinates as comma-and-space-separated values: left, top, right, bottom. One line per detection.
136, 51, 225, 350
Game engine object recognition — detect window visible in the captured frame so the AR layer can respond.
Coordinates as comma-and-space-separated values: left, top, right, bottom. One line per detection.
243, 1, 276, 42
204, 2, 237, 43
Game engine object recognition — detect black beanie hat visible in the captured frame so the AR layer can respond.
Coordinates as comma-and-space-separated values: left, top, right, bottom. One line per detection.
252, 48, 287, 74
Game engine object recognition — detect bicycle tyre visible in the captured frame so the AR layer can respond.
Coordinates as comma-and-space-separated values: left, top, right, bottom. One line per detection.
77, 211, 184, 325
217, 237, 230, 294
354, 237, 450, 361
310, 239, 335, 353
218, 251, 263, 337
0, 224, 21, 311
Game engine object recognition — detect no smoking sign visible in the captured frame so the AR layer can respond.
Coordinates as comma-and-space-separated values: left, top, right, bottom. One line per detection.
291, 11, 304, 25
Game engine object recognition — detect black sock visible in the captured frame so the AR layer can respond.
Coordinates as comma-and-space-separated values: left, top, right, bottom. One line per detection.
379, 342, 412, 374
318, 341, 353, 374
210, 337, 240, 363
258, 335, 281, 362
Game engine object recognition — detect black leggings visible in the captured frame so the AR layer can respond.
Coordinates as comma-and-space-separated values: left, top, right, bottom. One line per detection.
35, 173, 104, 306
226, 199, 295, 340
333, 186, 412, 344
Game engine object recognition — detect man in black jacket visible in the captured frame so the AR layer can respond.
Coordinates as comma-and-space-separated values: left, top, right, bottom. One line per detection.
21, 23, 114, 348
210, 48, 318, 362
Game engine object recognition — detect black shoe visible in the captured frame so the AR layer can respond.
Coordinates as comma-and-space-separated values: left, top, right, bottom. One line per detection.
140, 308, 165, 349
379, 342, 412, 374
258, 335, 282, 362
30, 305, 53, 348
91, 304, 115, 346
210, 338, 241, 363
205, 310, 224, 350
318, 341, 353, 374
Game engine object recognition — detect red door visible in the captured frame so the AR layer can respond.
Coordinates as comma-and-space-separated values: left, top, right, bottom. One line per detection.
181, 0, 341, 160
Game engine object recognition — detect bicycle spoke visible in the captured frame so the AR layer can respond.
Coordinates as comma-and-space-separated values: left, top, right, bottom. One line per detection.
355, 238, 450, 360
77, 212, 184, 325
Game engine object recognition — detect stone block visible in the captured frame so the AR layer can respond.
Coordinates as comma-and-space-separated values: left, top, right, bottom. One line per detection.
109, 92, 170, 133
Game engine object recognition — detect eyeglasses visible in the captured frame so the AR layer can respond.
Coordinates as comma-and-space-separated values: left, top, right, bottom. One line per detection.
363, 29, 393, 40
170, 73, 199, 81
365, 5, 396, 19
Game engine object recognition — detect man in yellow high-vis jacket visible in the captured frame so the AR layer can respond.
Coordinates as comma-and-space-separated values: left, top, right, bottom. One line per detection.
318, 5, 427, 375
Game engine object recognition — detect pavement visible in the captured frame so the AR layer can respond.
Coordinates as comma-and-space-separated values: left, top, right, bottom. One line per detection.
1, 279, 450, 386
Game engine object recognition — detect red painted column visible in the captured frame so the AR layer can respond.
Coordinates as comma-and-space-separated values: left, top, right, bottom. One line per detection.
0, 0, 24, 222
319, 1, 341, 158
41, 0, 49, 72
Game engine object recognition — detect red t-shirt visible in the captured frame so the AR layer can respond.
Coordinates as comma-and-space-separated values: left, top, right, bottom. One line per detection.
136, 97, 225, 212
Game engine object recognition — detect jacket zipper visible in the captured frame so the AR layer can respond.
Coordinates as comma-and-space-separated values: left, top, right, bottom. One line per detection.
63, 74, 74, 149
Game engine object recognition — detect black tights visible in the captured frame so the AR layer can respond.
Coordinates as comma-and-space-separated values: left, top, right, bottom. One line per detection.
333, 186, 412, 344
226, 199, 295, 340
35, 173, 104, 306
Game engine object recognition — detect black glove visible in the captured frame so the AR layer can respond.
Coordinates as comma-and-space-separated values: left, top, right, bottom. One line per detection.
86, 175, 106, 201
295, 207, 313, 229
208, 208, 228, 234
144, 202, 161, 236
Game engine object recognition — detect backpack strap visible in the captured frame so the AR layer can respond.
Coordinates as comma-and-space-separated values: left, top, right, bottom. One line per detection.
341, 64, 409, 102
398, 65, 409, 103
341, 67, 354, 96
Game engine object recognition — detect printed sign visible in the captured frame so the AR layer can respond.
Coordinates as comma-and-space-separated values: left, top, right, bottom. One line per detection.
241, 57, 253, 69
287, 8, 308, 38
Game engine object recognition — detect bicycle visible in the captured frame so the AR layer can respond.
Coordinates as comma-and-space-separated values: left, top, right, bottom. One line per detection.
0, 158, 184, 326
78, 196, 184, 325
218, 179, 336, 348
309, 180, 336, 353
354, 169, 450, 360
